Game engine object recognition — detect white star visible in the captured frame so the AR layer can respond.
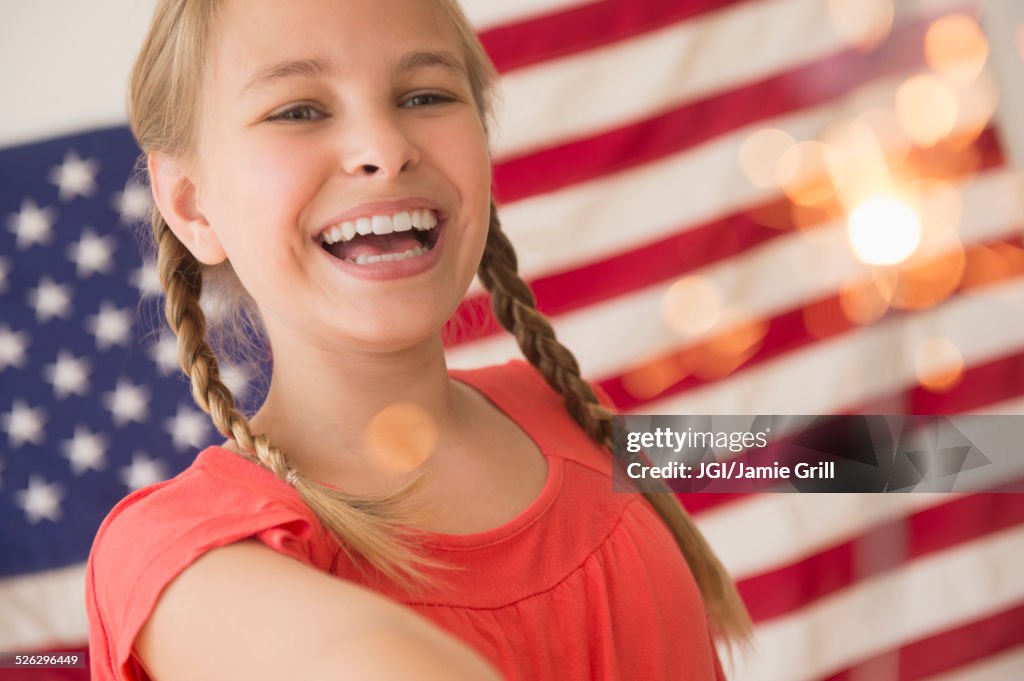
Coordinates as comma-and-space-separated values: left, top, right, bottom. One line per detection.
6, 198, 56, 250
0, 256, 10, 294
113, 181, 153, 224
120, 451, 168, 490
14, 475, 64, 524
1, 400, 47, 448
26, 276, 73, 323
103, 378, 150, 426
62, 425, 108, 475
220, 363, 252, 399
86, 302, 133, 350
43, 350, 91, 399
165, 403, 211, 451
0, 325, 29, 371
67, 227, 116, 278
130, 259, 162, 298
149, 333, 180, 375
49, 150, 100, 201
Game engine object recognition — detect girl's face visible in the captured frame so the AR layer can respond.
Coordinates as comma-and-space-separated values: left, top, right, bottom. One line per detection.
190, 0, 491, 353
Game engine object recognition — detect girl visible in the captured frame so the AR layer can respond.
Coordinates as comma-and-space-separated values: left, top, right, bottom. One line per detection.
86, 0, 752, 679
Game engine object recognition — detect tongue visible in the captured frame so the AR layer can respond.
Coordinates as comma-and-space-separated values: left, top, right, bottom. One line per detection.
327, 232, 423, 260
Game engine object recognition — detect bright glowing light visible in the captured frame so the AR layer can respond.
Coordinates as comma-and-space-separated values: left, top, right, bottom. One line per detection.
828, 0, 894, 50
739, 128, 795, 188
896, 74, 959, 147
847, 197, 922, 265
925, 14, 989, 85
914, 337, 964, 393
661, 276, 723, 337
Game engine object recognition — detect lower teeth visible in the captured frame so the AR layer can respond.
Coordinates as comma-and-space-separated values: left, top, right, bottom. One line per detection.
344, 245, 430, 265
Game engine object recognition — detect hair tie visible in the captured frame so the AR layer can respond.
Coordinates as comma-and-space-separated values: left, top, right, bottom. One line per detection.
285, 468, 300, 487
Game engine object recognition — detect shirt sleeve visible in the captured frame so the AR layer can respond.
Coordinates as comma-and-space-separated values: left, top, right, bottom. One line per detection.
85, 457, 334, 680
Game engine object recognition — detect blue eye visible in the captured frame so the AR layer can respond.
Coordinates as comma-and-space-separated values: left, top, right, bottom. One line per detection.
402, 93, 453, 108
268, 105, 325, 122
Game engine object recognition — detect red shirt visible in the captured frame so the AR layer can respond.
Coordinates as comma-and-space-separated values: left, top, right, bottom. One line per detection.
86, 360, 726, 680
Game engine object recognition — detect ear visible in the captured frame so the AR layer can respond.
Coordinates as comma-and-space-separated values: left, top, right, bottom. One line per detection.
147, 153, 227, 265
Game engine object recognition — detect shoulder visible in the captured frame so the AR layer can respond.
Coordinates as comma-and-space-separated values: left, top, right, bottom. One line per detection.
85, 446, 335, 679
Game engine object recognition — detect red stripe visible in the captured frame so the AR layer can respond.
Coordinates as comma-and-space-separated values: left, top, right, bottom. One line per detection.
908, 351, 1024, 414
821, 605, 1024, 681
478, 0, 741, 74
738, 485, 1024, 622
492, 14, 933, 201
672, 348, 1024, 514
597, 233, 1024, 411
444, 129, 1004, 348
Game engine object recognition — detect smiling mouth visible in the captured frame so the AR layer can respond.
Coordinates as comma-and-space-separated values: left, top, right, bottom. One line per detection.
319, 210, 442, 265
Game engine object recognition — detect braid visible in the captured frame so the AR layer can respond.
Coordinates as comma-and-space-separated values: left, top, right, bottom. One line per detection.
153, 210, 450, 590
477, 201, 753, 645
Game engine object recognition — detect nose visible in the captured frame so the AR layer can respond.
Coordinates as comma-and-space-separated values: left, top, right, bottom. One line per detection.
341, 109, 420, 178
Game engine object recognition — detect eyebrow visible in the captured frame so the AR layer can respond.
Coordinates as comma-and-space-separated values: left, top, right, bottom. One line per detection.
239, 50, 468, 97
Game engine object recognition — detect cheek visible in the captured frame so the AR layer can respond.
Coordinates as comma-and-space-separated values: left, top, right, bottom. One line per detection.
204, 138, 325, 253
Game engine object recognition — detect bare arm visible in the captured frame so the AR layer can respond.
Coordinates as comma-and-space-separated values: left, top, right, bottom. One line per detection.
135, 540, 503, 681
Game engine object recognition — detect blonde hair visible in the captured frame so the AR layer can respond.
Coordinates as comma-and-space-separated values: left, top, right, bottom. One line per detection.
130, 0, 752, 645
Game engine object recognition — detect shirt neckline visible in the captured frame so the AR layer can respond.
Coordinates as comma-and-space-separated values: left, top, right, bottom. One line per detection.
200, 361, 564, 550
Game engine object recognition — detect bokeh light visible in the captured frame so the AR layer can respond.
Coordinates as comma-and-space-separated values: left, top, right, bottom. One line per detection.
962, 242, 1024, 290
950, 70, 998, 148
819, 118, 894, 209
364, 402, 438, 473
828, 0, 894, 51
622, 354, 688, 400
839, 273, 896, 326
739, 128, 795, 188
692, 318, 768, 380
854, 109, 912, 168
661, 275, 723, 337
896, 74, 959, 147
777, 141, 842, 206
914, 336, 964, 393
890, 246, 966, 311
925, 14, 989, 85
847, 196, 922, 265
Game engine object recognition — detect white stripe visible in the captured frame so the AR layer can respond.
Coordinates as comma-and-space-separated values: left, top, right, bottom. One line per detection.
725, 526, 1024, 681
492, 0, 974, 157
969, 397, 1024, 414
0, 563, 87, 648
645, 276, 1024, 414
0, 0, 973, 150
461, 0, 601, 31
0, 1, 158, 148
697, 433, 1024, 580
492, 69, 993, 288
921, 646, 1024, 681
450, 169, 1024, 382
696, 492, 960, 579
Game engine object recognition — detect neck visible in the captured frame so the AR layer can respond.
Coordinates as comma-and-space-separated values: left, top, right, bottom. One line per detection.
242, 330, 462, 488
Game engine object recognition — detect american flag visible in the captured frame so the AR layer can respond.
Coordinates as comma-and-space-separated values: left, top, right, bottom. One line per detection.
2, 1, 1023, 679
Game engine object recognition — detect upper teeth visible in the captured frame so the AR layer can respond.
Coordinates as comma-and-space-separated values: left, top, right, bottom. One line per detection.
320, 209, 438, 245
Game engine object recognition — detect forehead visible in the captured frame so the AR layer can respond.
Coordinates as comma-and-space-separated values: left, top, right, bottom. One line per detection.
211, 0, 464, 85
